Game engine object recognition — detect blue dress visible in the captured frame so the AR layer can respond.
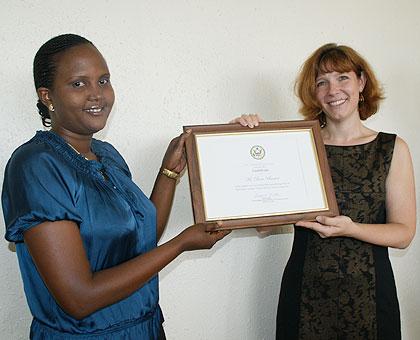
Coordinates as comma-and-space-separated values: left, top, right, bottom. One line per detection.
2, 131, 163, 339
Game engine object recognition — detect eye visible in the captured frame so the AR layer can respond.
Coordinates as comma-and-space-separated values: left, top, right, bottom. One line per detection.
99, 77, 111, 86
72, 81, 85, 88
316, 80, 327, 88
338, 74, 349, 81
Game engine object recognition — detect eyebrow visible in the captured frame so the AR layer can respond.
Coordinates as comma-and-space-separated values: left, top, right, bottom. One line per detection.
64, 73, 111, 81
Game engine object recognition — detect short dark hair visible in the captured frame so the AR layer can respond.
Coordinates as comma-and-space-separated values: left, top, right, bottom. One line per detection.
33, 34, 93, 127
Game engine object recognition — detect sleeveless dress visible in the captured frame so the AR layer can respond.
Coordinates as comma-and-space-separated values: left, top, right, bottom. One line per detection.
276, 132, 401, 340
2, 131, 164, 339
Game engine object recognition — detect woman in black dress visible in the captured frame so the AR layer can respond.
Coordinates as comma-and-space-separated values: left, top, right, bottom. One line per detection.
233, 43, 416, 339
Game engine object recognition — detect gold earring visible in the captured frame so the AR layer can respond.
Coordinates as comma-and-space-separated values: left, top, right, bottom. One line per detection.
316, 110, 326, 128
48, 104, 55, 112
359, 93, 365, 103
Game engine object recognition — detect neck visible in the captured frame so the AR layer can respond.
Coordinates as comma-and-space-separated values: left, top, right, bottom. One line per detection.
322, 116, 375, 146
51, 127, 93, 154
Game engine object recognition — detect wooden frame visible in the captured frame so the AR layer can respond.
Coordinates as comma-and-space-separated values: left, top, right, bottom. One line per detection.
183, 120, 338, 230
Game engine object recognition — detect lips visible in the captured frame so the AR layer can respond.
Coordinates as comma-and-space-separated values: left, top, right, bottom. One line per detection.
83, 106, 105, 115
327, 98, 347, 106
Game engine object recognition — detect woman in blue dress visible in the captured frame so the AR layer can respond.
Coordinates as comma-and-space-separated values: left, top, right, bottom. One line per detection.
2, 34, 230, 339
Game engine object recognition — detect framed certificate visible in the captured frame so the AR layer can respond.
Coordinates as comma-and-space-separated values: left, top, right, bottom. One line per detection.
183, 120, 338, 230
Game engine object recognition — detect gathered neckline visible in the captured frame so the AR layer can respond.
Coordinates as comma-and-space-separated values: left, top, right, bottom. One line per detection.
33, 130, 108, 179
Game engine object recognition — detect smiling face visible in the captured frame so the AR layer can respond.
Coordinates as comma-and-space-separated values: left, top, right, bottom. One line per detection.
42, 43, 115, 137
315, 70, 365, 124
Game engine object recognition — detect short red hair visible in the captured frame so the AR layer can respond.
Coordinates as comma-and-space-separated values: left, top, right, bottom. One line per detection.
295, 43, 384, 125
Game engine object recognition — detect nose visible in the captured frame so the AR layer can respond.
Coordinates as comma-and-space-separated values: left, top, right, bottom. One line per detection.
327, 81, 339, 95
88, 84, 103, 101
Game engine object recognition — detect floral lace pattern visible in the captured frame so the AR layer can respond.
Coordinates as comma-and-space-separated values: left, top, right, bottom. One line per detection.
281, 133, 400, 340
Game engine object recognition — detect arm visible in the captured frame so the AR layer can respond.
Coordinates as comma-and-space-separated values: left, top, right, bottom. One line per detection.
24, 220, 229, 320
150, 131, 190, 240
297, 137, 416, 249
150, 173, 177, 240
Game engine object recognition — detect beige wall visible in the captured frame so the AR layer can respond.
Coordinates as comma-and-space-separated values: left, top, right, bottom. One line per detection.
0, 1, 419, 339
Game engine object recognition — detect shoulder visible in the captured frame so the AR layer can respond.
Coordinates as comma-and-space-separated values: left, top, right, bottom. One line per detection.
394, 135, 409, 148
4, 134, 78, 192
7, 135, 65, 173
392, 135, 412, 162
376, 131, 396, 143
375, 131, 397, 157
377, 132, 410, 155
383, 134, 413, 180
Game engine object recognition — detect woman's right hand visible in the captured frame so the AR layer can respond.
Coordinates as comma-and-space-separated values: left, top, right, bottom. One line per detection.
229, 113, 263, 128
176, 222, 231, 251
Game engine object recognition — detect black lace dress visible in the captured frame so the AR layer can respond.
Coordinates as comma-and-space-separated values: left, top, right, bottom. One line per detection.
276, 132, 400, 340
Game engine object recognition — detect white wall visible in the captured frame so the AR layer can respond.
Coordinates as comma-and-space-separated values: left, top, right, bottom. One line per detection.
1, 1, 419, 339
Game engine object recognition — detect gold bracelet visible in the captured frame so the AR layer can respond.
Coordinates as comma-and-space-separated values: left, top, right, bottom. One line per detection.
161, 167, 179, 180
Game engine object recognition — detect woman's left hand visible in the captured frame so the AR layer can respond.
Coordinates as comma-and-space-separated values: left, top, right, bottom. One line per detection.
161, 130, 191, 173
296, 215, 358, 239
229, 113, 262, 128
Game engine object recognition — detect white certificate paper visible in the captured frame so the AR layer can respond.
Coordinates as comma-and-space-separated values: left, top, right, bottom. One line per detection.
195, 129, 327, 220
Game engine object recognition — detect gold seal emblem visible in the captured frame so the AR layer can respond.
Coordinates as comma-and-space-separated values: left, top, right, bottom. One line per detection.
250, 145, 265, 160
